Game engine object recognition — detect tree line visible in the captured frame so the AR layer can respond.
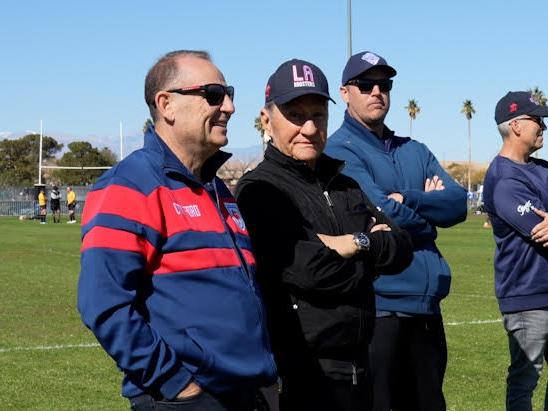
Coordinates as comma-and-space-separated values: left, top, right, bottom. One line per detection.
0, 134, 117, 186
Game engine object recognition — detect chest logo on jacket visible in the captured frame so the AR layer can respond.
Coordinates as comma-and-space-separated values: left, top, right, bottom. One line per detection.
172, 202, 201, 218
224, 202, 246, 230
517, 200, 533, 216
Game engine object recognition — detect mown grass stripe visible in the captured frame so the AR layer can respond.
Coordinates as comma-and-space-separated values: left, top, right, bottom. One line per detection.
0, 343, 100, 353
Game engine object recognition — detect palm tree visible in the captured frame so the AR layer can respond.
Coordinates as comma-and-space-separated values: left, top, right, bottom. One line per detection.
405, 99, 421, 137
254, 115, 269, 153
528, 86, 547, 106
461, 100, 476, 193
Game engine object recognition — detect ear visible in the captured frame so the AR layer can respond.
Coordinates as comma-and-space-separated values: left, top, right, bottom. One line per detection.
155, 91, 176, 122
510, 119, 521, 136
340, 86, 350, 104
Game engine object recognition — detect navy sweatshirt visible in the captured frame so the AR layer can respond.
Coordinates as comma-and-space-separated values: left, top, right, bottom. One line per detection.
483, 155, 548, 313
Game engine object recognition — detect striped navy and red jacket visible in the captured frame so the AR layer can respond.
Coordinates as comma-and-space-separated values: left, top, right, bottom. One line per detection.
77, 128, 277, 400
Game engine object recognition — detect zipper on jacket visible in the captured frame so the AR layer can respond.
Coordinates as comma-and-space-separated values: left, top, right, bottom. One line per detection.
323, 190, 334, 207
210, 180, 277, 376
321, 188, 342, 234
352, 363, 358, 385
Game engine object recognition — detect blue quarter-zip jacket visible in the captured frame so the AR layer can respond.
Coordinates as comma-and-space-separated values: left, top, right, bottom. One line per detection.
326, 112, 467, 314
77, 128, 276, 400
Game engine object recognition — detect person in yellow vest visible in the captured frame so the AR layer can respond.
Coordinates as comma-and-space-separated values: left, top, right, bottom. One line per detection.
66, 186, 77, 224
38, 188, 47, 224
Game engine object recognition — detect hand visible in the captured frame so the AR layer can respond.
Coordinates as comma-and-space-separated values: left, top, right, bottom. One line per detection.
317, 233, 358, 258
370, 224, 391, 233
424, 175, 445, 192
387, 193, 403, 203
176, 382, 202, 399
531, 207, 548, 247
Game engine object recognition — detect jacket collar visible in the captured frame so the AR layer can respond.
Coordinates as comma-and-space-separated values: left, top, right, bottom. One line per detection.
144, 127, 232, 185
264, 142, 345, 183
343, 110, 395, 151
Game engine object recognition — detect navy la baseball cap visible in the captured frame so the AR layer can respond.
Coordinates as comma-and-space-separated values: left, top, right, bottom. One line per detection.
495, 91, 548, 124
341, 51, 397, 85
265, 59, 335, 105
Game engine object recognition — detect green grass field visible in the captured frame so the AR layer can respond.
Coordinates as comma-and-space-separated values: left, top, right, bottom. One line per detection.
0, 215, 546, 410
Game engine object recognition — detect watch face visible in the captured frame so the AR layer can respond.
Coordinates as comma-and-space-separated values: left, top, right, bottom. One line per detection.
354, 232, 370, 251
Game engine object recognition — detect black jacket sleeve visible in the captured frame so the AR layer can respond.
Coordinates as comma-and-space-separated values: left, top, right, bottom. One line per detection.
236, 179, 367, 299
360, 193, 414, 275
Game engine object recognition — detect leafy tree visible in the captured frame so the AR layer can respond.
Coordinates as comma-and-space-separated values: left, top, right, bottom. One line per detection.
53, 141, 116, 185
0, 134, 62, 186
461, 100, 475, 193
254, 115, 270, 153
143, 118, 154, 134
528, 86, 547, 106
405, 99, 421, 137
445, 162, 486, 189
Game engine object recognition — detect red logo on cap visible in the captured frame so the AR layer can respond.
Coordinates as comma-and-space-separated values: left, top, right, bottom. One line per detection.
509, 102, 518, 113
265, 84, 271, 99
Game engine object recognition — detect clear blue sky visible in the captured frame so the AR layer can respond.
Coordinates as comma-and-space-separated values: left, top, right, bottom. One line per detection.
1, 1, 547, 163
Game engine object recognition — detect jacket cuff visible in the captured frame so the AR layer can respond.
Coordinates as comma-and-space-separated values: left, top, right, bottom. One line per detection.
158, 366, 194, 400
400, 189, 421, 211
365, 231, 383, 262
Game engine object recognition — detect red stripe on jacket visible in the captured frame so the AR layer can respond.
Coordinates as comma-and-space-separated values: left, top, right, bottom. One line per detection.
82, 226, 248, 274
153, 248, 242, 274
81, 226, 157, 263
82, 184, 228, 236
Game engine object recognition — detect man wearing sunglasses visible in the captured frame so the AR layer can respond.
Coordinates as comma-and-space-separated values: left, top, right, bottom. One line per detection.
326, 51, 467, 411
483, 91, 548, 411
78, 50, 276, 411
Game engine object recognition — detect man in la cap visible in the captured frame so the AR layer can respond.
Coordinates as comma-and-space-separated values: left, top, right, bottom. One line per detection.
483, 91, 548, 410
326, 51, 467, 411
236, 58, 413, 410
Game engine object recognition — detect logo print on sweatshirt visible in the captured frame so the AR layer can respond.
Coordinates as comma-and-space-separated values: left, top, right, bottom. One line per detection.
362, 52, 380, 65
517, 200, 532, 216
292, 65, 315, 88
173, 202, 201, 217
224, 202, 246, 230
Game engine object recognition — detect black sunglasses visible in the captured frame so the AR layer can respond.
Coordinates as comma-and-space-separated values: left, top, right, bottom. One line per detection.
167, 83, 234, 106
346, 79, 393, 93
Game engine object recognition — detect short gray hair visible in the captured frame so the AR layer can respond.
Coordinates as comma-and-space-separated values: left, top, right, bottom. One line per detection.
497, 115, 529, 139
144, 50, 211, 121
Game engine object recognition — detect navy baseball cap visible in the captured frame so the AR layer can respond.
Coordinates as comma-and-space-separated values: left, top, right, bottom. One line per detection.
265, 59, 335, 105
495, 91, 548, 124
341, 51, 397, 85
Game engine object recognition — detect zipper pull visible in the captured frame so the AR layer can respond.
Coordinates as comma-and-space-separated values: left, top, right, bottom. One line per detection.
323, 191, 334, 207
352, 364, 358, 385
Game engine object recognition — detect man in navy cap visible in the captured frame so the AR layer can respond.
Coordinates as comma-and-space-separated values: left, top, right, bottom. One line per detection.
236, 58, 413, 411
483, 91, 548, 411
326, 51, 467, 411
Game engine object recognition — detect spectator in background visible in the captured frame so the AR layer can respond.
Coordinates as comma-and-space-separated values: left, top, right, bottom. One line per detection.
483, 91, 548, 410
326, 50, 467, 411
50, 186, 61, 223
38, 188, 47, 224
66, 186, 76, 224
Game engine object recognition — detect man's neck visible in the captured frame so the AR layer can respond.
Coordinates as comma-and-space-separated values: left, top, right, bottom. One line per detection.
348, 113, 385, 138
499, 141, 529, 164
154, 124, 209, 182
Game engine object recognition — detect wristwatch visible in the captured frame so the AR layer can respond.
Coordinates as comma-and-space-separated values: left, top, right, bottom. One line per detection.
353, 232, 370, 252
